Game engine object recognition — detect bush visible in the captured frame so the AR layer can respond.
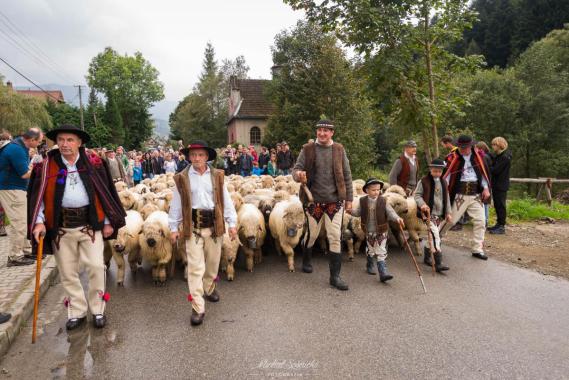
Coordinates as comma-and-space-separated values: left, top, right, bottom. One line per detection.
504, 198, 569, 222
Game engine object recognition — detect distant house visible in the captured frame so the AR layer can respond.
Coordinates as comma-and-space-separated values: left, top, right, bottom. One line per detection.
5, 81, 65, 103
226, 77, 275, 147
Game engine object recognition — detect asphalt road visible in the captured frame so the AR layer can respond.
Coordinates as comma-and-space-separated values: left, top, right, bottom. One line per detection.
1, 245, 569, 379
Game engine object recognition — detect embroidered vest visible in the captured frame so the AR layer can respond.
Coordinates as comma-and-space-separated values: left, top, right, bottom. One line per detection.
300, 142, 347, 204
360, 195, 388, 234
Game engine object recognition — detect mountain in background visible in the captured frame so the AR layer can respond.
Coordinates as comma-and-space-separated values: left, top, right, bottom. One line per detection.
14, 83, 176, 137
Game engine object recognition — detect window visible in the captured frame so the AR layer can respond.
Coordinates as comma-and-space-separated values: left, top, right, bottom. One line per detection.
250, 126, 261, 145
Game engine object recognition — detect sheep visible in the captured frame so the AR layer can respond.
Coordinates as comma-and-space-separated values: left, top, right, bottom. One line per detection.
274, 181, 289, 193
269, 198, 305, 272
237, 204, 267, 273
221, 224, 241, 281
115, 181, 128, 192
230, 192, 244, 212
383, 185, 424, 256
226, 183, 235, 193
133, 184, 150, 194
273, 190, 291, 203
109, 210, 144, 286
353, 179, 366, 196
261, 176, 274, 189
239, 182, 256, 197
342, 213, 366, 261
138, 211, 172, 285
288, 182, 301, 196
119, 190, 140, 211
140, 203, 160, 220
142, 178, 152, 186
151, 182, 168, 193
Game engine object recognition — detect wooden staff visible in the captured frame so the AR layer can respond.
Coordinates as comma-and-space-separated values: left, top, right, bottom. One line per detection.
398, 224, 427, 294
32, 235, 44, 344
421, 209, 437, 276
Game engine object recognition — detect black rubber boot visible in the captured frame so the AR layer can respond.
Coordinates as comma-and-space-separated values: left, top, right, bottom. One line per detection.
328, 252, 348, 290
366, 255, 376, 275
377, 260, 393, 282
423, 246, 433, 267
302, 246, 313, 273
434, 252, 449, 272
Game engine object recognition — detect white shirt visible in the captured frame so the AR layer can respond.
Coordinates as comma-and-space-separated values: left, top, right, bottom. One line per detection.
404, 152, 416, 166
36, 154, 108, 224
168, 165, 237, 232
458, 153, 488, 188
163, 160, 177, 174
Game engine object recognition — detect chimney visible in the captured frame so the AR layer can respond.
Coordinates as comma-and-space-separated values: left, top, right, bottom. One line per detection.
6, 81, 13, 91
271, 65, 283, 79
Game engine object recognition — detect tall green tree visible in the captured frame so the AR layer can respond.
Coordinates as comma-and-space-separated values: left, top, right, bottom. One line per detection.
265, 20, 375, 178
285, 0, 482, 160
87, 47, 164, 149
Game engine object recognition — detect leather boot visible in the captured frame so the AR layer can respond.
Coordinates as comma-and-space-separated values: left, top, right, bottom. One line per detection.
423, 246, 433, 267
366, 255, 376, 275
302, 246, 313, 273
66, 317, 86, 331
328, 252, 348, 290
191, 310, 205, 326
434, 252, 449, 272
377, 260, 393, 282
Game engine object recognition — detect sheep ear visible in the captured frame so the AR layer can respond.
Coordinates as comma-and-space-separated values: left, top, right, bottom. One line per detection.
139, 230, 144, 234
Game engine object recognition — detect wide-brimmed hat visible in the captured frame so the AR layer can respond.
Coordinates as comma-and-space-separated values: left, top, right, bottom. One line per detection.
180, 140, 217, 161
428, 158, 447, 168
45, 124, 91, 144
454, 134, 476, 148
404, 140, 418, 148
315, 119, 335, 130
363, 178, 385, 193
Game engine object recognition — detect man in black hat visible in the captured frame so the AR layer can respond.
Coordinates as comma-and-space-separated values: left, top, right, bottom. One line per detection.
350, 178, 404, 282
28, 125, 126, 330
169, 140, 238, 326
293, 119, 353, 290
440, 135, 491, 260
414, 158, 452, 272
389, 140, 420, 196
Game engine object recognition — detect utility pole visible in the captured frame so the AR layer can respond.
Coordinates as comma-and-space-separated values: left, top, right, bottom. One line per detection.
75, 85, 84, 130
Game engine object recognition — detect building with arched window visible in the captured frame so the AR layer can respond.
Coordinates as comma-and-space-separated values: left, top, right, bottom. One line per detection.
226, 77, 275, 147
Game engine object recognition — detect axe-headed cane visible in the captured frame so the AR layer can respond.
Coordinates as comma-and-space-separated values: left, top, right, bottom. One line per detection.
421, 209, 437, 276
32, 234, 45, 344
398, 224, 427, 294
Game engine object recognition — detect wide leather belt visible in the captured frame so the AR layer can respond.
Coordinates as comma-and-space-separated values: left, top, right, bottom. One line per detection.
60, 206, 89, 228
191, 209, 214, 229
458, 181, 479, 195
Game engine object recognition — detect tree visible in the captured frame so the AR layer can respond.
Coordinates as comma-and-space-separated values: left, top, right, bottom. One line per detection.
87, 47, 164, 148
265, 20, 375, 177
170, 45, 249, 147
285, 0, 482, 160
0, 75, 52, 134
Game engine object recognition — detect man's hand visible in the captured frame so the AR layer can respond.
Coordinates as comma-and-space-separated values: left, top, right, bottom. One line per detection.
102, 224, 114, 238
32, 223, 46, 243
344, 201, 352, 214
296, 171, 307, 184
229, 227, 238, 241
420, 204, 430, 213
170, 231, 179, 244
398, 218, 406, 230
481, 187, 491, 202
446, 213, 453, 224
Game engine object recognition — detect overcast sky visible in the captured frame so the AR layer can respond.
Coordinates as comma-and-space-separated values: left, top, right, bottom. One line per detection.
0, 0, 304, 102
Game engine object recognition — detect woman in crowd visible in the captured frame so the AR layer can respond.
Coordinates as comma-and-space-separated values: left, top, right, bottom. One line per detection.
142, 152, 154, 179
489, 137, 512, 235
177, 153, 189, 172
267, 152, 278, 177
163, 152, 177, 174
133, 155, 143, 185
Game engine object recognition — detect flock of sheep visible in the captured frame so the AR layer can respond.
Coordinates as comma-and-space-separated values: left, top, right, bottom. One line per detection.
105, 172, 427, 286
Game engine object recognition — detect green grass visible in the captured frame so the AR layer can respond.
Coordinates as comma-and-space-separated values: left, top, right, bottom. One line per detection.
503, 198, 569, 222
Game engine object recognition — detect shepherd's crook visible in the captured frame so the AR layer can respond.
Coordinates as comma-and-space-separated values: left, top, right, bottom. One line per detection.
32, 234, 45, 343
398, 225, 427, 294
422, 209, 437, 276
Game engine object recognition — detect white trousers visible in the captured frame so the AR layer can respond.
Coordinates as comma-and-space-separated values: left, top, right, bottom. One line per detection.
440, 194, 486, 253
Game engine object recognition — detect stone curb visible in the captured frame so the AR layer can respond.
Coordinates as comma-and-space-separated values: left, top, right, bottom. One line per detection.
0, 256, 59, 358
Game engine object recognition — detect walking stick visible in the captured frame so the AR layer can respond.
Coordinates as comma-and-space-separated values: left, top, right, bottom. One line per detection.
398, 224, 427, 294
421, 209, 436, 276
32, 234, 45, 344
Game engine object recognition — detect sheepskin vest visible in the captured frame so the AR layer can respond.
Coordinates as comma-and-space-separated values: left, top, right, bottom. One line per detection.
397, 155, 419, 190
418, 174, 448, 218
359, 195, 389, 234
173, 165, 225, 238
301, 142, 347, 204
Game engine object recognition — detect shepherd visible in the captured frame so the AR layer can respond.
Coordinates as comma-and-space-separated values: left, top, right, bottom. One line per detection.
28, 125, 126, 331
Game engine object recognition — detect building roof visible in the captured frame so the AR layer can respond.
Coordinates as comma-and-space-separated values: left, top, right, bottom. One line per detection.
15, 89, 65, 103
227, 79, 274, 124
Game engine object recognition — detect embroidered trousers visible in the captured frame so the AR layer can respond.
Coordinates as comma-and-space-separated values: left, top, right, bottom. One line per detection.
366, 233, 388, 262
53, 227, 106, 318
185, 227, 222, 314
440, 193, 486, 253
303, 206, 344, 253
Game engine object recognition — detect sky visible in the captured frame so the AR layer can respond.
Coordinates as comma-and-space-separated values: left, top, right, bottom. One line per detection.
0, 0, 304, 103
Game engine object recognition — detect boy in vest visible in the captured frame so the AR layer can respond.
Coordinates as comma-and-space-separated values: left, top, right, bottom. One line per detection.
350, 179, 404, 283
414, 158, 452, 272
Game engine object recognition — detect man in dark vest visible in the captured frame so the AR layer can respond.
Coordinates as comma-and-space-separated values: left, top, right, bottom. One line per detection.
293, 119, 353, 291
169, 140, 237, 326
389, 140, 420, 196
28, 125, 126, 330
439, 135, 491, 260
414, 158, 452, 272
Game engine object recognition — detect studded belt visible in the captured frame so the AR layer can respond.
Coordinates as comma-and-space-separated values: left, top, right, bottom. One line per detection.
60, 206, 89, 228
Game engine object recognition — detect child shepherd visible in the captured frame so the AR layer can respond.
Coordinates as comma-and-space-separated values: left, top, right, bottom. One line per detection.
350, 178, 405, 283
414, 158, 452, 273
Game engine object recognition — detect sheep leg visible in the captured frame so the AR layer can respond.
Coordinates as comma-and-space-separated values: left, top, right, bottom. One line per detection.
408, 230, 422, 256
128, 249, 140, 277
158, 264, 167, 284
281, 243, 295, 272
254, 248, 263, 265
103, 242, 113, 270
354, 239, 363, 256
274, 238, 283, 256
226, 257, 235, 281
220, 252, 228, 272
346, 239, 355, 261
113, 251, 126, 286
152, 266, 158, 284
243, 247, 254, 272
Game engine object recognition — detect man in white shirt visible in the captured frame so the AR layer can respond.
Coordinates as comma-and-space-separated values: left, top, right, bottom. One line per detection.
28, 125, 126, 331
169, 140, 237, 326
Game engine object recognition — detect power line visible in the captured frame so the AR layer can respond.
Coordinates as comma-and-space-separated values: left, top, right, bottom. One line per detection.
0, 56, 64, 103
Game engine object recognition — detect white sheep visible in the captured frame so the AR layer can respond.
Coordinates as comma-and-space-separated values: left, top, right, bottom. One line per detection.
269, 198, 305, 272
138, 211, 172, 285
237, 203, 267, 272
383, 185, 424, 256
109, 210, 144, 286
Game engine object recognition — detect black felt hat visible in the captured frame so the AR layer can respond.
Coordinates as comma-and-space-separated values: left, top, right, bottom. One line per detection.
180, 140, 217, 161
428, 158, 447, 168
363, 178, 385, 193
45, 124, 91, 144
315, 119, 335, 130
454, 134, 476, 148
